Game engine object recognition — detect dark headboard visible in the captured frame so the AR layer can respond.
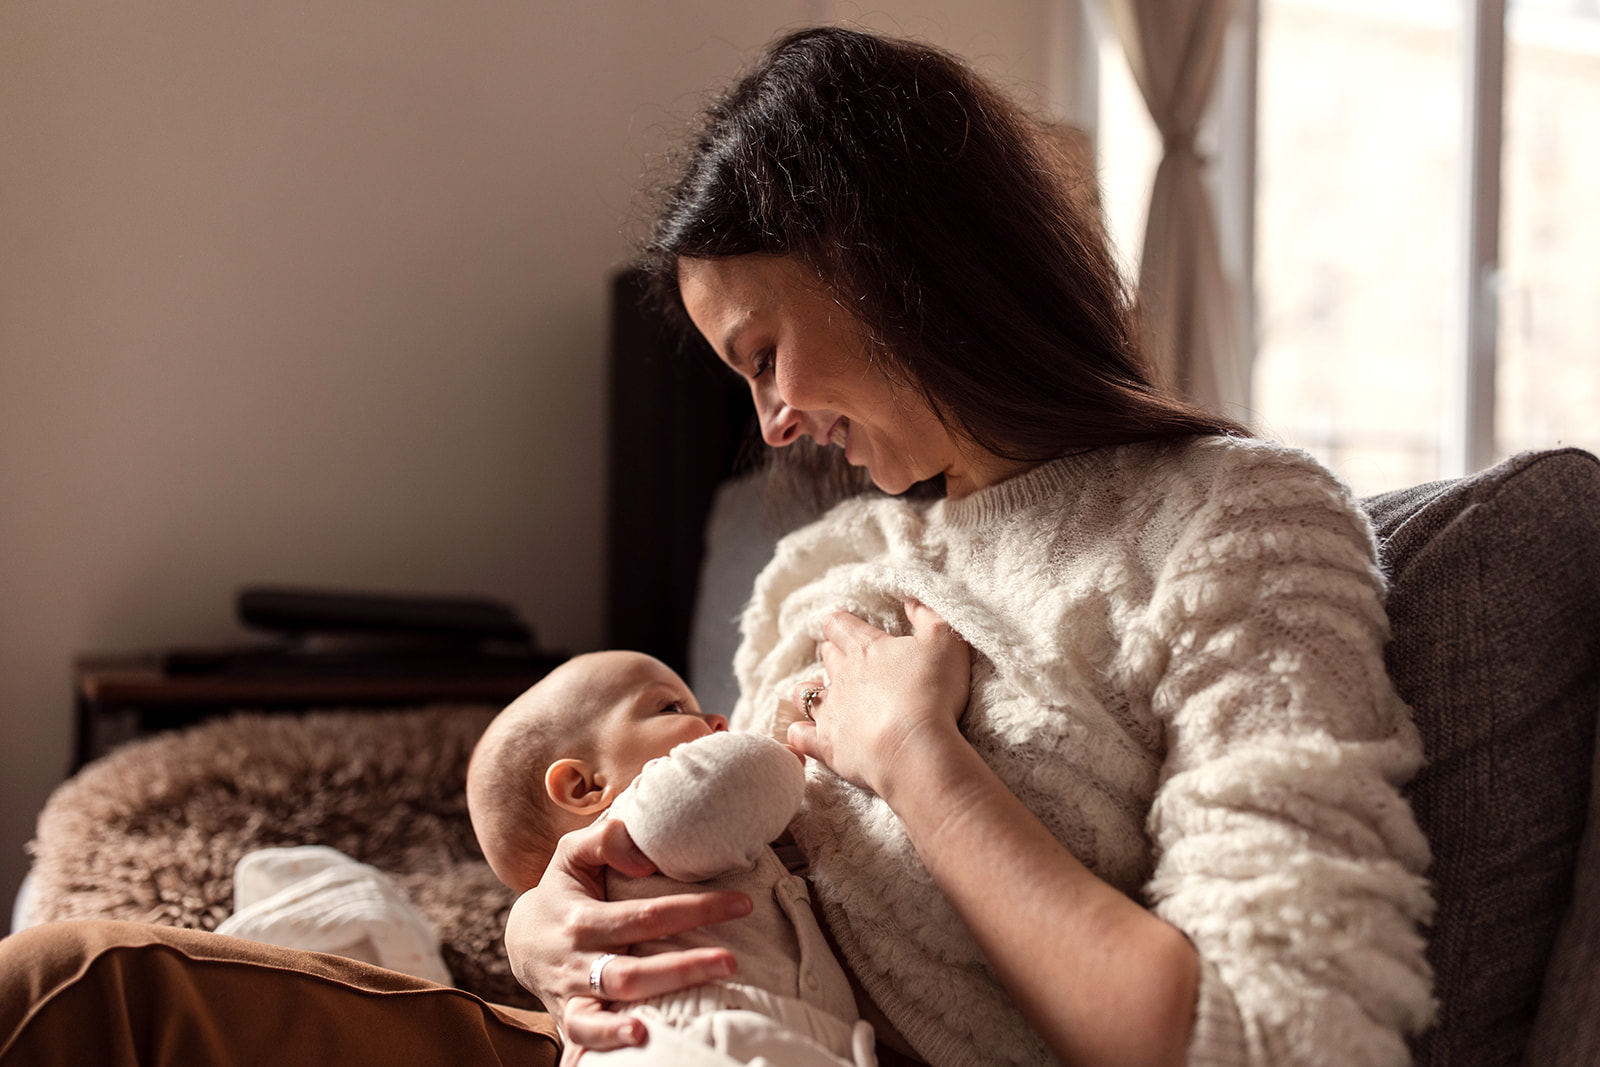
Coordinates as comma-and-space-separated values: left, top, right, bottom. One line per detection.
605, 269, 756, 677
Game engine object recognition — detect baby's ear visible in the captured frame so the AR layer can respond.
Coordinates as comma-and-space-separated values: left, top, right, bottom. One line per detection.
545, 758, 608, 816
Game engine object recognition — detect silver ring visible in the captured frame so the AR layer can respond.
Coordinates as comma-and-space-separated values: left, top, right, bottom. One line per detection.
589, 952, 618, 997
801, 687, 821, 722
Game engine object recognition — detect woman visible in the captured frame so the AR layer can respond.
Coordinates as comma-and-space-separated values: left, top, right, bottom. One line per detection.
512, 26, 1434, 1067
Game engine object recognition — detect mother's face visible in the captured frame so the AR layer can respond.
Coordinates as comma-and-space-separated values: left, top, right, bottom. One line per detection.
678, 255, 991, 499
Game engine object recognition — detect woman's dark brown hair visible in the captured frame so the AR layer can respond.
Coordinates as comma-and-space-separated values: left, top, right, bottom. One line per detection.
641, 26, 1246, 499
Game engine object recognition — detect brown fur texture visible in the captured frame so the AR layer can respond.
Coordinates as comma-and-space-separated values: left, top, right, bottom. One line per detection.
26, 706, 540, 1010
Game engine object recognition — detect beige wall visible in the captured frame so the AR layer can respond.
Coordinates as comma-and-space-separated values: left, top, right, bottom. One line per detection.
0, 1, 1060, 918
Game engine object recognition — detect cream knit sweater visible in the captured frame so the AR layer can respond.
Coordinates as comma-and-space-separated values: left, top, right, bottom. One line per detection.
730, 436, 1436, 1067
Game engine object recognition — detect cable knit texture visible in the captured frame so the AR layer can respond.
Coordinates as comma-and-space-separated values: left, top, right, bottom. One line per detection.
730, 436, 1436, 1067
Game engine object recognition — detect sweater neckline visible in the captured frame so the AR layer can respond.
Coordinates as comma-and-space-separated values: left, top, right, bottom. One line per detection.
931, 449, 1106, 528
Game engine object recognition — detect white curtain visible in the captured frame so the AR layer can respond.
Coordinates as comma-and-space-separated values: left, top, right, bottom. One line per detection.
1105, 0, 1248, 414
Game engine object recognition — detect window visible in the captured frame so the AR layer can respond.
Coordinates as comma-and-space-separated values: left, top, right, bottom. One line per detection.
1089, 0, 1600, 496
1254, 0, 1462, 493
1497, 1, 1600, 465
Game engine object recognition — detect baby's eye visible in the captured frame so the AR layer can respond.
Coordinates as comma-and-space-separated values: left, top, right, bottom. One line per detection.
661, 702, 686, 715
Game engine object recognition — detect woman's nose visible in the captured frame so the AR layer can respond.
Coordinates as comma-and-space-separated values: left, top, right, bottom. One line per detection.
754, 387, 803, 447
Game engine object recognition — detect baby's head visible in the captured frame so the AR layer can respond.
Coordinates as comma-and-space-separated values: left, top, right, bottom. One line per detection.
466, 650, 727, 892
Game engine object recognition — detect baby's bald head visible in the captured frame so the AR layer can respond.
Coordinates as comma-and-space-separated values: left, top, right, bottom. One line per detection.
467, 651, 693, 892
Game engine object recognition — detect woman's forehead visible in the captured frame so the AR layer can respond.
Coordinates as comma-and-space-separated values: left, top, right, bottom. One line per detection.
678, 254, 829, 307
679, 255, 846, 351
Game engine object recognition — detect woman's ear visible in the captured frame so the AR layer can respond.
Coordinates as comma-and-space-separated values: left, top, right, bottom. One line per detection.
545, 758, 611, 816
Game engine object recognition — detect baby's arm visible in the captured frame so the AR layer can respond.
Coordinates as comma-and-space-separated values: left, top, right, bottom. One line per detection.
607, 732, 805, 882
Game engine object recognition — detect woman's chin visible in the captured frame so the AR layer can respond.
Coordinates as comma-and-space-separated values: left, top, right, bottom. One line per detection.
866, 470, 915, 496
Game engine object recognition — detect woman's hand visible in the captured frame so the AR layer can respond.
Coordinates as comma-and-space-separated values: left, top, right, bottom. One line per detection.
786, 599, 971, 800
506, 818, 752, 1049
793, 601, 1196, 1066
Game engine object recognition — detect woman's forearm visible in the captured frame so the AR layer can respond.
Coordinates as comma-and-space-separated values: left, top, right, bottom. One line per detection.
879, 727, 1198, 1067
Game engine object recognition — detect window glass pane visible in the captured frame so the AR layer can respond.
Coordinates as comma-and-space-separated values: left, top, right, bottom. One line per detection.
1095, 30, 1161, 281
1253, 0, 1465, 495
1498, 0, 1600, 459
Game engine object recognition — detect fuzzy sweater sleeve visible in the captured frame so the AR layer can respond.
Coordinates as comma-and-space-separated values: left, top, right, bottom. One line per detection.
1139, 444, 1436, 1066
608, 732, 805, 883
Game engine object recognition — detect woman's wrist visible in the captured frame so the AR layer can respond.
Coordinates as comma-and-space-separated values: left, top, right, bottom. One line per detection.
873, 716, 981, 814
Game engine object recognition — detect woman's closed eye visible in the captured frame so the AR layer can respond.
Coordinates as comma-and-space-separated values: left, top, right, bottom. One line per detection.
750, 348, 774, 380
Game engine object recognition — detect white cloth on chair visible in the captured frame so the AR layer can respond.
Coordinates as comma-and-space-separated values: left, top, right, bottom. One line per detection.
216, 845, 452, 986
10, 870, 40, 935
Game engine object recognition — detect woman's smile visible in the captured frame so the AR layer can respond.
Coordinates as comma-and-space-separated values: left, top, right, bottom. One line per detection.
677, 254, 1016, 499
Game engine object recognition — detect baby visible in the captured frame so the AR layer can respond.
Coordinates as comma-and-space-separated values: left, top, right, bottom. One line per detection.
467, 650, 876, 1067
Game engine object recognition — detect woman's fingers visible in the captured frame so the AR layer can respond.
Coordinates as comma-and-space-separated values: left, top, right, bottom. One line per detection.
585, 890, 754, 954
549, 820, 757, 946
819, 601, 959, 654
563, 996, 647, 1051
904, 597, 954, 638
587, 946, 737, 1006
562, 948, 738, 1050
557, 817, 656, 880
787, 717, 820, 759
818, 609, 884, 650
791, 678, 827, 720
510, 890, 749, 1032
505, 818, 753, 1012
799, 599, 974, 796
817, 611, 877, 677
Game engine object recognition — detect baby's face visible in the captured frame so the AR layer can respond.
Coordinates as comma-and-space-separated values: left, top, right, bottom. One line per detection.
583, 652, 728, 790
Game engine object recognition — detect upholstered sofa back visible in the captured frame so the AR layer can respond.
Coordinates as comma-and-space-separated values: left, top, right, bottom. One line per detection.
1365, 448, 1600, 1066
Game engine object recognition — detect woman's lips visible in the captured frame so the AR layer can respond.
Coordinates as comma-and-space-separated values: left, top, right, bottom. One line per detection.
829, 418, 849, 449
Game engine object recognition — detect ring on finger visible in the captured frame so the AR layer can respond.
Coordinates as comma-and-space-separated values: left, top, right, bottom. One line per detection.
801, 686, 821, 722
589, 952, 619, 998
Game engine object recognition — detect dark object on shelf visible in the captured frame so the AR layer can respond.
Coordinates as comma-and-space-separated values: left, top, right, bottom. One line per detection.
74, 648, 566, 771
164, 586, 546, 678
237, 586, 533, 645
161, 645, 555, 679
75, 586, 564, 770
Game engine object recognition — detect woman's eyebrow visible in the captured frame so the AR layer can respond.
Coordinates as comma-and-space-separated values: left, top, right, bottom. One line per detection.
718, 320, 751, 367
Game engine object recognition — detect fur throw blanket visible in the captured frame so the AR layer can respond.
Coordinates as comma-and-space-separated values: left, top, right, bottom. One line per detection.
26, 707, 537, 1010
